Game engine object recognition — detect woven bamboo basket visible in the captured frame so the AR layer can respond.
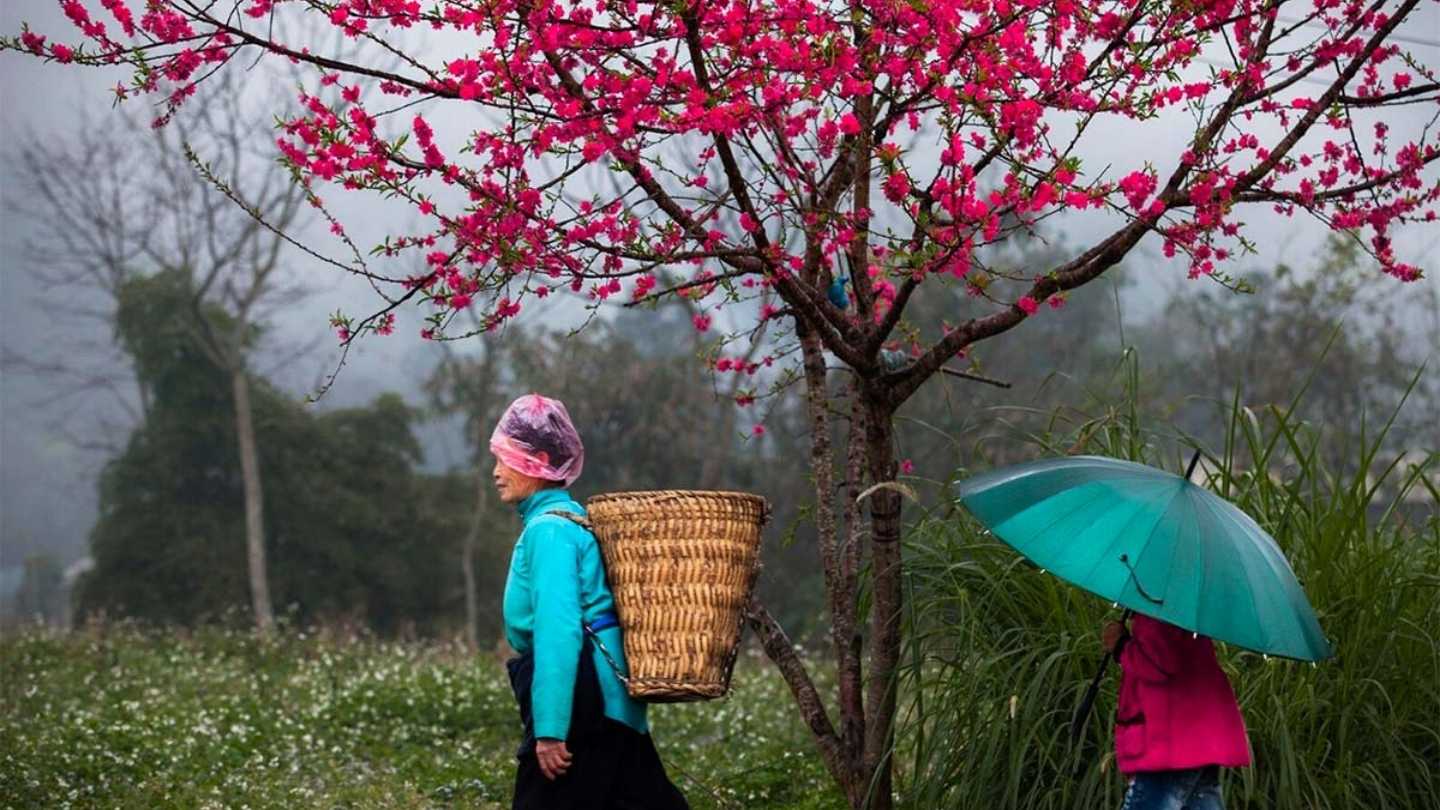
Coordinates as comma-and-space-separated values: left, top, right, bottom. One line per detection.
584, 490, 769, 702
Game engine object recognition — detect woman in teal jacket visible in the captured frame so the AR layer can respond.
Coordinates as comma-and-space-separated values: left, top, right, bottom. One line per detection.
490, 394, 687, 810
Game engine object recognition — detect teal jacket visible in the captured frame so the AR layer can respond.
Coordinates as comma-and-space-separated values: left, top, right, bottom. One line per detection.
502, 489, 648, 739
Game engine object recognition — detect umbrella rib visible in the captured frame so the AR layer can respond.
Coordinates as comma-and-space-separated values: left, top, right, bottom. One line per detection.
1173, 494, 1203, 632
1194, 490, 1267, 653
1215, 496, 1287, 651
1189, 489, 1213, 635
1008, 483, 1125, 555
1073, 483, 1178, 603
1127, 489, 1197, 613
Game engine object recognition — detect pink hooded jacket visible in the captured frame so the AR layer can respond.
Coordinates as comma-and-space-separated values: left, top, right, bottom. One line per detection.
1115, 615, 1252, 774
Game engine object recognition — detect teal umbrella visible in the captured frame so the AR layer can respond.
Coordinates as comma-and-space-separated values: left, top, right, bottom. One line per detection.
957, 452, 1332, 761
955, 453, 1331, 661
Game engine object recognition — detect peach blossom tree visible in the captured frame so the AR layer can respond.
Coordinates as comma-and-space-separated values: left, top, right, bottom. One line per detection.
7, 0, 1438, 804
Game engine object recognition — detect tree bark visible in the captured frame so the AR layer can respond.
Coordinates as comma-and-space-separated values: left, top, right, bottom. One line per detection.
860, 393, 903, 810
231, 366, 274, 633
840, 384, 869, 767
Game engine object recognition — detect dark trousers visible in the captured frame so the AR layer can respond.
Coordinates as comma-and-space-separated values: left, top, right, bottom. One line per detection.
512, 718, 690, 810
1121, 766, 1225, 810
506, 643, 606, 758
507, 645, 687, 810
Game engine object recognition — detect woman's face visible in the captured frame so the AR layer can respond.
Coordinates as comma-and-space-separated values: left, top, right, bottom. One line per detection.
492, 457, 546, 504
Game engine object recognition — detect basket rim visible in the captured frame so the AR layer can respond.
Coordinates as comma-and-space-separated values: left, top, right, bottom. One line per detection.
586, 489, 770, 507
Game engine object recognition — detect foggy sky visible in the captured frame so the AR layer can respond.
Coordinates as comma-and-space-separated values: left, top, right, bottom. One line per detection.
2, 1, 1437, 569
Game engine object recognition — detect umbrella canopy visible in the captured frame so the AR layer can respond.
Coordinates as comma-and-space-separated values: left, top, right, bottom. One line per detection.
956, 455, 1332, 662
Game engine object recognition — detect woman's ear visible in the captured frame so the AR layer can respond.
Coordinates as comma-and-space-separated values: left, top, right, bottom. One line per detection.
534, 450, 550, 465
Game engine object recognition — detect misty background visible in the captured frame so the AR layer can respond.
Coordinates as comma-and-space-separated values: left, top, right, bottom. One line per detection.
2, 2, 1436, 636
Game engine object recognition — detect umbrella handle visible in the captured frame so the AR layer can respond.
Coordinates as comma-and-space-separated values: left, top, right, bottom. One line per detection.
1070, 650, 1113, 744
1071, 609, 1134, 778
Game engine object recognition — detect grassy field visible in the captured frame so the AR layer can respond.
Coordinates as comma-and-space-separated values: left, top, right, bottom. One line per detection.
0, 624, 842, 810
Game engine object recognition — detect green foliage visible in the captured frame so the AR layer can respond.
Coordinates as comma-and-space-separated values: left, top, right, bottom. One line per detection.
79, 272, 463, 634
81, 272, 249, 621
0, 625, 840, 810
895, 362, 1439, 809
114, 269, 241, 414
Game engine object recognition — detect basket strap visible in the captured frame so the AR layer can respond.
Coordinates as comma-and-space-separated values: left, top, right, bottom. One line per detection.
547, 511, 631, 686
583, 623, 631, 686
544, 509, 594, 532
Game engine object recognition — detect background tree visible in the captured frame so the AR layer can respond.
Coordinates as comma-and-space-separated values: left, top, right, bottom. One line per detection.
1144, 235, 1440, 465
424, 331, 516, 651
2, 113, 160, 455
166, 82, 311, 635
81, 270, 260, 622
9, 1, 1438, 804
3, 67, 313, 633
79, 269, 462, 632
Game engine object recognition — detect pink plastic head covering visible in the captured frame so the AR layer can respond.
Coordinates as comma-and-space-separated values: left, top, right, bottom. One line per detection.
489, 394, 585, 486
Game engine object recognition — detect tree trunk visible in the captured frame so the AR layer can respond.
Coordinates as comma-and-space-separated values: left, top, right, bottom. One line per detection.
231, 367, 274, 633
750, 319, 917, 809
462, 471, 488, 651
861, 394, 903, 810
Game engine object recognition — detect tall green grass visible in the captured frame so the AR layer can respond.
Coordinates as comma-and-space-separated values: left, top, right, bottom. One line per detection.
895, 364, 1439, 809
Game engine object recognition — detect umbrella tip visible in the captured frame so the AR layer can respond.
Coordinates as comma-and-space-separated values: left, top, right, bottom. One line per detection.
1184, 449, 1203, 480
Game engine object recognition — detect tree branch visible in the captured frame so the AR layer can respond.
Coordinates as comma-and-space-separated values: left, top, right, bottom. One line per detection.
1237, 0, 1423, 192
745, 598, 847, 781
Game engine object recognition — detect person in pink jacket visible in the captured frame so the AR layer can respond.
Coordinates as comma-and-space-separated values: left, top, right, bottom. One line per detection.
1102, 614, 1251, 810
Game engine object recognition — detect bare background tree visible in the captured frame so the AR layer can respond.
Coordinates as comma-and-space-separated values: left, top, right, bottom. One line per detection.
3, 68, 310, 633
425, 334, 511, 651
5, 111, 163, 453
